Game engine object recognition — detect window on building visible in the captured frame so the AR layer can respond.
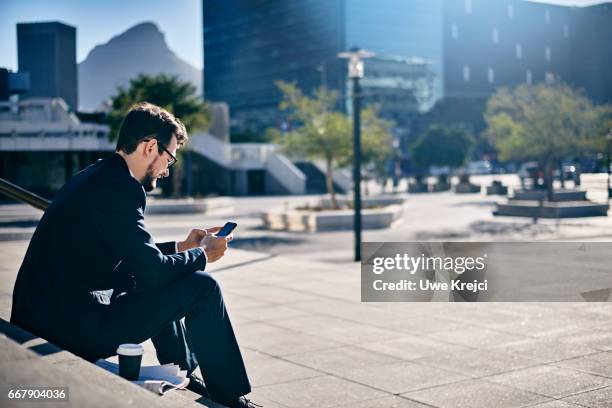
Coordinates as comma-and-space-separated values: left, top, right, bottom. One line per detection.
492, 28, 500, 43
488, 67, 495, 83
465, 0, 472, 14
545, 47, 551, 61
526, 70, 532, 85
545, 10, 551, 24
508, 4, 514, 19
516, 44, 522, 59
463, 65, 471, 82
563, 24, 569, 38
451, 23, 459, 39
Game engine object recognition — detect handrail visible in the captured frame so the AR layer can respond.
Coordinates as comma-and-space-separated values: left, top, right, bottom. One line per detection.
0, 178, 50, 211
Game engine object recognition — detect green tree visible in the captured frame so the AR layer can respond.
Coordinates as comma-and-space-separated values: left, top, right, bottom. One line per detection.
353, 106, 394, 177
411, 125, 475, 182
108, 73, 210, 196
483, 82, 606, 200
584, 105, 612, 155
272, 81, 393, 208
412, 97, 492, 160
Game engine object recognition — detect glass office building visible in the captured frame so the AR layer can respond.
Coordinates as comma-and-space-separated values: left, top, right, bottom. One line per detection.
443, 0, 610, 103
345, 0, 443, 105
203, 0, 443, 131
203, 0, 611, 131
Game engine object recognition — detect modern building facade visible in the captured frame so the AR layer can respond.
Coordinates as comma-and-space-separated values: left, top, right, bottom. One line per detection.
444, 0, 611, 103
361, 56, 437, 121
203, 1, 345, 131
568, 2, 612, 104
203, 0, 443, 131
17, 22, 78, 110
0, 98, 111, 195
0, 68, 30, 101
203, 0, 611, 132
0, 98, 306, 197
345, 0, 443, 105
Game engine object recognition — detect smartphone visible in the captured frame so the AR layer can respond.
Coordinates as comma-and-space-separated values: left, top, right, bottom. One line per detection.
216, 221, 237, 237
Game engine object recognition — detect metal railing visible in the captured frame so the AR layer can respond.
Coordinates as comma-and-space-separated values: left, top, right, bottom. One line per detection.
0, 177, 50, 211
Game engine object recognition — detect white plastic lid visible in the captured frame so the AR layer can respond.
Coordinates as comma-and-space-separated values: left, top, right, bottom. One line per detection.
116, 343, 144, 356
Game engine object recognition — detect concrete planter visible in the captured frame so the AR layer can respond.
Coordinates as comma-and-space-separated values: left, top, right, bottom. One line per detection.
486, 183, 508, 196
511, 189, 587, 201
263, 204, 403, 232
408, 182, 428, 193
431, 182, 451, 192
454, 182, 481, 194
494, 200, 608, 218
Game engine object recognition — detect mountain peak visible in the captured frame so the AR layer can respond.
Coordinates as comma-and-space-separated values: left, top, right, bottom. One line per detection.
78, 21, 201, 110
119, 21, 162, 39
104, 21, 166, 49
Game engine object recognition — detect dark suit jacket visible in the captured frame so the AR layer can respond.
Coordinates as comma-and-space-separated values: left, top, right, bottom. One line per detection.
10, 153, 206, 358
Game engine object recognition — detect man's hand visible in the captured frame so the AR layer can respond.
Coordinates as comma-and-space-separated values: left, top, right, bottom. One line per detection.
177, 228, 208, 252
177, 227, 233, 263
200, 226, 233, 263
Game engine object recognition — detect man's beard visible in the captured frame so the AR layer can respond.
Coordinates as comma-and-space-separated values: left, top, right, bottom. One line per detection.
141, 163, 157, 192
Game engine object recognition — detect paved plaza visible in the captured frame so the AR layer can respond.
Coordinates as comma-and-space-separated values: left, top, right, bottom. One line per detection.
3, 174, 612, 260
1, 174, 612, 407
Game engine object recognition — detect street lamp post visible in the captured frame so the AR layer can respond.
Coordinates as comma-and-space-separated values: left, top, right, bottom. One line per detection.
338, 47, 375, 262
607, 130, 612, 200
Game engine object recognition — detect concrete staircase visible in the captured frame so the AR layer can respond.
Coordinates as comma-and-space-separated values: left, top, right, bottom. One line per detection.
0, 318, 225, 407
294, 161, 349, 194
189, 132, 306, 195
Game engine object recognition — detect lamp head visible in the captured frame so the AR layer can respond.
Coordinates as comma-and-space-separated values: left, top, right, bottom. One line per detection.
337, 47, 375, 79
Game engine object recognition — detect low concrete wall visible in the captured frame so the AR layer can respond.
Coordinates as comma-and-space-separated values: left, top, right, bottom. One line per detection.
494, 200, 608, 218
263, 204, 403, 232
511, 189, 587, 201
318, 196, 406, 208
486, 184, 508, 196
145, 197, 234, 215
408, 183, 428, 193
431, 182, 451, 192
454, 183, 481, 194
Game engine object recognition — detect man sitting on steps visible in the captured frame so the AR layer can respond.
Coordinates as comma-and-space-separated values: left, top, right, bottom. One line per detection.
10, 102, 260, 408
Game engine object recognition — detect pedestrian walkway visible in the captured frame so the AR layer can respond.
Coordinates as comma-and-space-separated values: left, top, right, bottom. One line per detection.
1, 241, 612, 407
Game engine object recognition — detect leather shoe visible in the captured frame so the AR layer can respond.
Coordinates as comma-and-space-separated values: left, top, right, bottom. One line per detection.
186, 373, 210, 398
228, 396, 262, 408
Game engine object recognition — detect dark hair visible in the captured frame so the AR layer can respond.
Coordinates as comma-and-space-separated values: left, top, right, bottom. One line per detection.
115, 102, 188, 154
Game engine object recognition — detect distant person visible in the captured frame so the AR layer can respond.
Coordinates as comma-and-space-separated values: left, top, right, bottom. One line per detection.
573, 165, 581, 187
10, 103, 259, 408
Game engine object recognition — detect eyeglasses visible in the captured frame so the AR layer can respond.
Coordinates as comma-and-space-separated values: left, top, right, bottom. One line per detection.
158, 142, 177, 168
143, 139, 177, 168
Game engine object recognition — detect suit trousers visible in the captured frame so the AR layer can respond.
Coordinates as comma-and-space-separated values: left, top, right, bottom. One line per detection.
93, 270, 251, 404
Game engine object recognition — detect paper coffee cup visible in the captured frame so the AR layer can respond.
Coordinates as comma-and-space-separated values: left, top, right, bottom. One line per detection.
117, 343, 144, 381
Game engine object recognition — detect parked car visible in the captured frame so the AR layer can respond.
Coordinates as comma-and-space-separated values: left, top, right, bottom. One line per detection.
553, 163, 577, 181
465, 160, 493, 175
518, 161, 578, 188
518, 162, 543, 188
429, 166, 451, 176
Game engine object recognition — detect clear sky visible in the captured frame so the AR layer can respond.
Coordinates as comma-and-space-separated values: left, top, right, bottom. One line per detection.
0, 0, 202, 71
0, 0, 608, 72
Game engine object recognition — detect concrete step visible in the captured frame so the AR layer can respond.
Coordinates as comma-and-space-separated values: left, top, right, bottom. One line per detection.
0, 318, 225, 408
